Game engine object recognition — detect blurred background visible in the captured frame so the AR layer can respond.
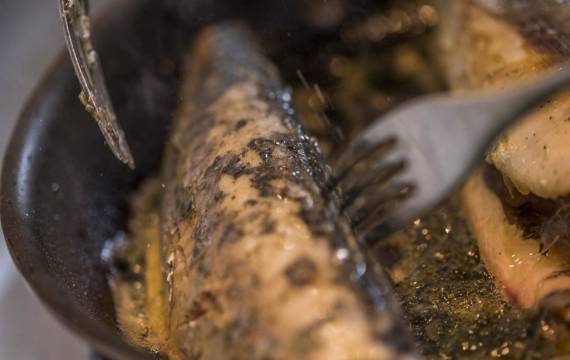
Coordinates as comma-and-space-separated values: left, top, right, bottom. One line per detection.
0, 0, 108, 358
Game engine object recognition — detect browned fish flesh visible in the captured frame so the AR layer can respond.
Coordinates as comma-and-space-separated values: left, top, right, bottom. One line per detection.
157, 22, 418, 360
438, 0, 570, 311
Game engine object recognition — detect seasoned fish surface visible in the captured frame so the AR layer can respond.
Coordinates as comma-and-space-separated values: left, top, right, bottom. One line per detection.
439, 0, 570, 309
160, 23, 415, 360
442, 0, 570, 199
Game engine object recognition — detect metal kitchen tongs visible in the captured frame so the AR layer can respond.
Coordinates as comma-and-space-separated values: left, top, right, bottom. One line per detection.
58, 0, 135, 169
334, 65, 570, 243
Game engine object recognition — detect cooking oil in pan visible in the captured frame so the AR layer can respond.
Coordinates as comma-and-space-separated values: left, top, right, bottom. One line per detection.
102, 179, 182, 359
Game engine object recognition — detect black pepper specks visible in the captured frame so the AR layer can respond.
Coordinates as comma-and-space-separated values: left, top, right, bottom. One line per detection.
187, 291, 222, 322
218, 222, 245, 248
174, 187, 194, 222
245, 199, 258, 207
222, 154, 249, 178
285, 257, 318, 286
235, 119, 249, 130
260, 217, 276, 234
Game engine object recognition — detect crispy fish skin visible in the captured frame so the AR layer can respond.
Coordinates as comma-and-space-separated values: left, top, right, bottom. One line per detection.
438, 1, 570, 309
160, 23, 416, 360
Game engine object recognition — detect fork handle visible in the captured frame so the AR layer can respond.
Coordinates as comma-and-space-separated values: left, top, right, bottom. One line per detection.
482, 64, 570, 133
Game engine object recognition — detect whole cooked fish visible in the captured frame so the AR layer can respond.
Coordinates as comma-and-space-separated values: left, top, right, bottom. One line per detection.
154, 22, 417, 360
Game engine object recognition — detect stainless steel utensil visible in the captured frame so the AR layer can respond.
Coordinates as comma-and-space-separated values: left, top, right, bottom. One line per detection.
59, 0, 135, 168
334, 65, 570, 243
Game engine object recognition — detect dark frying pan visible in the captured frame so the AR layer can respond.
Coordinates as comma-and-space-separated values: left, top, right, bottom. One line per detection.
0, 0, 377, 358
0, 0, 184, 357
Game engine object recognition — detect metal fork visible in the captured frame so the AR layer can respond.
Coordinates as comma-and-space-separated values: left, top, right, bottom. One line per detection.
333, 65, 570, 244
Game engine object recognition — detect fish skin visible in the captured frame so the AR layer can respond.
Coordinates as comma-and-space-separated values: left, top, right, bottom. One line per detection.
486, 0, 570, 60
159, 22, 417, 360
438, 0, 570, 199
438, 0, 570, 311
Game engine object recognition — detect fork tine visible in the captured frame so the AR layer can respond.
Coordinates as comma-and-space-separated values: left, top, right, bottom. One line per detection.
347, 182, 415, 229
339, 160, 405, 210
363, 221, 405, 246
360, 186, 426, 246
331, 136, 397, 187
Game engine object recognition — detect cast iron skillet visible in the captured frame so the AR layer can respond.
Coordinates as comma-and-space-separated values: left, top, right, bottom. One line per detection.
0, 0, 376, 358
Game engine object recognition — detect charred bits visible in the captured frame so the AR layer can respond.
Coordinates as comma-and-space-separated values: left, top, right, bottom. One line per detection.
285, 257, 318, 286
218, 222, 245, 248
234, 118, 249, 131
